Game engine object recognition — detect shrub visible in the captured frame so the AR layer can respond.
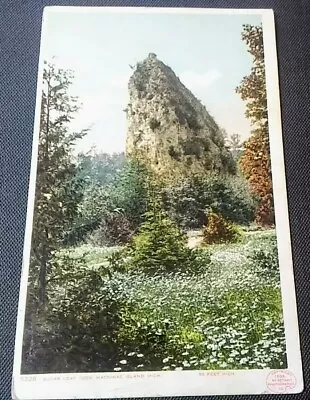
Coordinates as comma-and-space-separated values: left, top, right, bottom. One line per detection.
23, 229, 286, 374
203, 210, 241, 244
43, 250, 125, 372
107, 249, 129, 274
181, 137, 213, 159
110, 159, 149, 229
168, 145, 181, 161
162, 181, 204, 229
149, 118, 161, 130
128, 204, 198, 274
72, 159, 149, 244
89, 211, 133, 246
68, 183, 111, 244
201, 174, 256, 225
220, 147, 237, 175
162, 173, 256, 229
186, 114, 201, 131
247, 234, 280, 282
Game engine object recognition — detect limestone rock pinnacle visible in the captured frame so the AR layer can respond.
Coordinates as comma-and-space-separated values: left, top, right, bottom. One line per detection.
126, 54, 235, 178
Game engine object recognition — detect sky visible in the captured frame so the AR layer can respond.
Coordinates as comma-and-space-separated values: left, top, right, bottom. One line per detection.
42, 9, 262, 154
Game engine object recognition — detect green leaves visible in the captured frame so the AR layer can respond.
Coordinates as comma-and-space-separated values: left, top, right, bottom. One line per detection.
30, 61, 88, 306
23, 229, 285, 374
72, 158, 149, 245
127, 197, 198, 274
114, 234, 285, 372
163, 173, 256, 229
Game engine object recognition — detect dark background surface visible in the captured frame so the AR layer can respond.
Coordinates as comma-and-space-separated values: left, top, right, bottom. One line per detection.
1, 1, 309, 399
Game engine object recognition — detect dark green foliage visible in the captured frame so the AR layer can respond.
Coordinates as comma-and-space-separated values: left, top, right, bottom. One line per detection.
168, 145, 181, 160
210, 126, 225, 148
170, 99, 197, 128
69, 151, 126, 244
220, 147, 237, 175
72, 159, 149, 245
128, 202, 199, 274
23, 228, 285, 374
179, 136, 236, 174
186, 114, 201, 131
132, 61, 152, 96
30, 62, 87, 305
163, 173, 256, 229
186, 157, 193, 166
110, 159, 149, 229
76, 151, 125, 186
68, 183, 111, 244
149, 118, 161, 130
181, 137, 203, 157
107, 250, 129, 274
23, 250, 126, 373
248, 234, 279, 281
181, 137, 211, 157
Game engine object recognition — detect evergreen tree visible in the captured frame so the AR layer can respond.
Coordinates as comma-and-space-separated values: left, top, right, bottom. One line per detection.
30, 61, 87, 306
129, 180, 195, 274
69, 158, 149, 245
76, 149, 125, 187
111, 159, 149, 230
236, 24, 274, 226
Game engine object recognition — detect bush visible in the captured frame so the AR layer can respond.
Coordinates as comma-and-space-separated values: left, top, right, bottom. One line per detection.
168, 145, 181, 161
23, 230, 285, 374
162, 180, 204, 229
32, 250, 126, 373
162, 173, 256, 229
203, 210, 241, 244
71, 159, 149, 244
67, 183, 111, 244
107, 249, 129, 274
89, 211, 133, 246
128, 204, 199, 274
247, 234, 280, 282
149, 118, 161, 130
110, 159, 149, 229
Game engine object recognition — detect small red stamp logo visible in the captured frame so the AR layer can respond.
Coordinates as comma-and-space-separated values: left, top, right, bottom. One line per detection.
266, 370, 297, 394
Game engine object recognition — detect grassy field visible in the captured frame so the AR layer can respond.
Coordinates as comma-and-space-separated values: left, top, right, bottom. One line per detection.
48, 228, 286, 372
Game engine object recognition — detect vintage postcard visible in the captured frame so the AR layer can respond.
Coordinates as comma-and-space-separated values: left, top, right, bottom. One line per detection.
12, 6, 303, 399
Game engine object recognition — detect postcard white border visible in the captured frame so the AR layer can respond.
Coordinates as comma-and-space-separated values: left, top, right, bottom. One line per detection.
12, 6, 303, 399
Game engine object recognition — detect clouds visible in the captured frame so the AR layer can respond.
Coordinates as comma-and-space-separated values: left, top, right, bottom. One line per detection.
179, 69, 222, 91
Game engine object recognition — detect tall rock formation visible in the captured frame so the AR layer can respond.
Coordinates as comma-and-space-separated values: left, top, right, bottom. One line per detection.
126, 53, 235, 179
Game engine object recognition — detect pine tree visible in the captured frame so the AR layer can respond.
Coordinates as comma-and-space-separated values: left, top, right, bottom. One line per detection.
129, 178, 194, 274
111, 159, 149, 229
236, 24, 274, 225
30, 61, 87, 306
